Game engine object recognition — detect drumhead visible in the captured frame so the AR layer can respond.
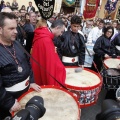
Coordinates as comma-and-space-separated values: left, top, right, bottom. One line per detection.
14, 86, 80, 120
104, 58, 120, 68
65, 68, 101, 88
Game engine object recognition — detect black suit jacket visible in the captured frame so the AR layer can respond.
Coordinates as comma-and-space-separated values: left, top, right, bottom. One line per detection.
27, 6, 35, 12
23, 23, 35, 53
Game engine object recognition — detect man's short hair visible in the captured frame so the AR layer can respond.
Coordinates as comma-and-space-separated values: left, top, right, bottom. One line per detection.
99, 19, 105, 24
71, 15, 81, 25
0, 12, 17, 28
51, 19, 65, 28
1, 7, 12, 13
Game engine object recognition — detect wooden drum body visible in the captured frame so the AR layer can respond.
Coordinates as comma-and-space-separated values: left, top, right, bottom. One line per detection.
102, 58, 120, 90
13, 86, 80, 120
65, 67, 102, 108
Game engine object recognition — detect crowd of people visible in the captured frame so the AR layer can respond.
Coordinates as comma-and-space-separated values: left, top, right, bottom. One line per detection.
0, 0, 120, 119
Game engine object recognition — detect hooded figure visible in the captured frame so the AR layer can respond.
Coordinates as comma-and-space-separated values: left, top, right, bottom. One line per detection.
31, 19, 66, 86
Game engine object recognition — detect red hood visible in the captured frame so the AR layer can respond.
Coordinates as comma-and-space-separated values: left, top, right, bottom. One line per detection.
33, 27, 54, 44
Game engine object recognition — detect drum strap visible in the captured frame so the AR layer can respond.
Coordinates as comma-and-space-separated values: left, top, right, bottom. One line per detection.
15, 41, 68, 90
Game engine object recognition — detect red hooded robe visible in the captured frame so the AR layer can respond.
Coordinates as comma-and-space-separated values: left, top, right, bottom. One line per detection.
31, 27, 66, 86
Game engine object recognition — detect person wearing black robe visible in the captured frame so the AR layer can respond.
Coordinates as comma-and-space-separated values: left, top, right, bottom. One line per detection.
0, 12, 41, 119
54, 15, 85, 67
91, 26, 116, 72
91, 26, 119, 100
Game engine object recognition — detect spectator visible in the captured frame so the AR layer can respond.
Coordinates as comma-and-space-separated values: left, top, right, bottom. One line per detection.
0, 1, 6, 12
20, 5, 26, 10
87, 19, 104, 44
27, 1, 35, 13
23, 12, 37, 53
111, 20, 118, 40
6, 2, 11, 8
11, 0, 18, 10
82, 20, 93, 42
1, 7, 12, 13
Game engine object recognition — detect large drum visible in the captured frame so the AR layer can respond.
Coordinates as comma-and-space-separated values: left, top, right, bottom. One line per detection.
102, 58, 120, 90
104, 57, 120, 69
13, 86, 80, 120
65, 67, 102, 108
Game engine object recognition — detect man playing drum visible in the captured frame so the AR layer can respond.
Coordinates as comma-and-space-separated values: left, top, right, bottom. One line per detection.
54, 15, 85, 68
0, 12, 41, 119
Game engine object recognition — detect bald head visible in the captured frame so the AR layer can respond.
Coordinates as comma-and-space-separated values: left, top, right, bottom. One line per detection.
1, 7, 12, 13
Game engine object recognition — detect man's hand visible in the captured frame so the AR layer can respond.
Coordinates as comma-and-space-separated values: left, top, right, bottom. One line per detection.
55, 46, 57, 53
29, 83, 41, 92
78, 65, 84, 69
117, 64, 120, 69
104, 54, 109, 58
10, 99, 21, 113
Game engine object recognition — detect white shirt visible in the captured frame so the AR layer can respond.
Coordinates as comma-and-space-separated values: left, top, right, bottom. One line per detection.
111, 28, 118, 40
28, 6, 32, 13
82, 26, 92, 38
47, 20, 52, 28
78, 30, 84, 38
87, 27, 103, 44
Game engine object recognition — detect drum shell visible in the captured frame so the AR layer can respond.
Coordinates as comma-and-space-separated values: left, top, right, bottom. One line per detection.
12, 85, 80, 120
101, 68, 120, 90
65, 67, 102, 108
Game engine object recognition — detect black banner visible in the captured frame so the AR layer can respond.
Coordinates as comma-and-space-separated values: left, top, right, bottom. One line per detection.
34, 0, 55, 20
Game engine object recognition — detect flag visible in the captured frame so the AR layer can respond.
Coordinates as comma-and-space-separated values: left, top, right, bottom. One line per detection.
105, 0, 118, 14
54, 0, 62, 13
62, 0, 75, 7
34, 0, 55, 20
83, 0, 100, 19
80, 0, 86, 15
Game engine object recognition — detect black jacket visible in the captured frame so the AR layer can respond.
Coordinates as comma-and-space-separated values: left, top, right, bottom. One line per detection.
16, 24, 26, 46
93, 35, 116, 57
54, 30, 85, 65
23, 23, 35, 53
0, 41, 34, 110
27, 6, 35, 12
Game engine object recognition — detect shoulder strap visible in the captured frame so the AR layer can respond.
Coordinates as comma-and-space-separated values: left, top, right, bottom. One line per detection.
15, 41, 67, 89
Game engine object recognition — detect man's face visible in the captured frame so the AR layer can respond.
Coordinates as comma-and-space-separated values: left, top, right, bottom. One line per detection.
0, 18, 17, 43
29, 13, 37, 24
71, 24, 80, 33
98, 22, 104, 29
112, 22, 117, 28
13, 10, 19, 17
29, 2, 32, 7
54, 25, 65, 37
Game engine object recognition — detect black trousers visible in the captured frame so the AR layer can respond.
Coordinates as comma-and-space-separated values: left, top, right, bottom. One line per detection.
0, 109, 11, 120
91, 55, 103, 72
0, 86, 29, 119
105, 89, 116, 100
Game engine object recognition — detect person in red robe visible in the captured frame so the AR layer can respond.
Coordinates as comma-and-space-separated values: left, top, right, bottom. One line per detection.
31, 19, 66, 86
